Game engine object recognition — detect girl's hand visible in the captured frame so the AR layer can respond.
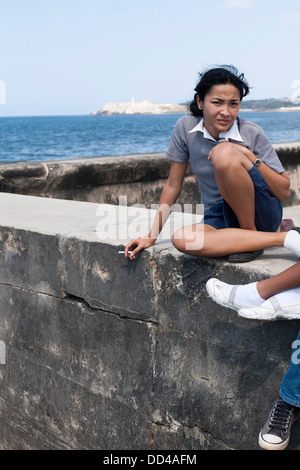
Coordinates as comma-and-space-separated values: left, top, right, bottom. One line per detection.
124, 236, 156, 260
208, 148, 214, 161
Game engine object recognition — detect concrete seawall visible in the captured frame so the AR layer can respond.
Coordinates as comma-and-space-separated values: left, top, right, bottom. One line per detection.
0, 143, 300, 450
0, 142, 300, 209
0, 192, 300, 450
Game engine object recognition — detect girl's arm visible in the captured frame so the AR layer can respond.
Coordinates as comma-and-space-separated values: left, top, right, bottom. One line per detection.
234, 144, 290, 202
125, 161, 188, 259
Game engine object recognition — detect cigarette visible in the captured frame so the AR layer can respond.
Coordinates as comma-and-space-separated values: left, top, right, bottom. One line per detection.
118, 251, 133, 254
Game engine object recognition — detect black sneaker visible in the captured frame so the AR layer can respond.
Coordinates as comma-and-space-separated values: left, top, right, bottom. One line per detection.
259, 398, 300, 450
228, 249, 264, 263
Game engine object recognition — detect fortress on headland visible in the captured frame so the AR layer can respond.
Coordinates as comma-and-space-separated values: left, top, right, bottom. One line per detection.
91, 95, 187, 115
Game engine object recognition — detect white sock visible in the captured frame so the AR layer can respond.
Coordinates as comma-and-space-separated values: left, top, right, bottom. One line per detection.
273, 287, 300, 306
284, 230, 300, 257
225, 282, 264, 306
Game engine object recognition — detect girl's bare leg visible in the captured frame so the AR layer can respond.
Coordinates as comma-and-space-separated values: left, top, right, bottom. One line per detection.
210, 143, 256, 230
172, 224, 286, 258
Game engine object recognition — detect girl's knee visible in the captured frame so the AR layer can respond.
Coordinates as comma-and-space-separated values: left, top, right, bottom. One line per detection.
210, 142, 239, 169
211, 142, 235, 157
172, 226, 205, 254
172, 228, 186, 252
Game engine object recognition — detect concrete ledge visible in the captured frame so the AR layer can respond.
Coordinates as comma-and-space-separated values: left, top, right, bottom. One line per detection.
0, 142, 300, 208
0, 193, 300, 450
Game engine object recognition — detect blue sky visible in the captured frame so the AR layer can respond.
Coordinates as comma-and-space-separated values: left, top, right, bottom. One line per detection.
1, 0, 300, 116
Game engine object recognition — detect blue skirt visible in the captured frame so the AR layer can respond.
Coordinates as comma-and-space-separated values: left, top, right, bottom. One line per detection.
203, 164, 282, 232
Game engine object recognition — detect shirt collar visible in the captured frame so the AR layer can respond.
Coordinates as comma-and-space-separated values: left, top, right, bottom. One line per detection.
188, 118, 244, 143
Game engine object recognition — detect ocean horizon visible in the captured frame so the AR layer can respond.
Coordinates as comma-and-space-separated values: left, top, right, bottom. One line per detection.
0, 111, 299, 163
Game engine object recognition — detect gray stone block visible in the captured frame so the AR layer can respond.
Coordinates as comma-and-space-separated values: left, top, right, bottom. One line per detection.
62, 238, 157, 321
0, 285, 154, 449
0, 227, 63, 296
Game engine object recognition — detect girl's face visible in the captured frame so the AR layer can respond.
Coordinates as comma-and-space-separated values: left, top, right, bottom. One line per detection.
197, 83, 240, 140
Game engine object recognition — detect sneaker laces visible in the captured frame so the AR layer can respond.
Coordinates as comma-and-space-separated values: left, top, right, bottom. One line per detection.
268, 400, 294, 435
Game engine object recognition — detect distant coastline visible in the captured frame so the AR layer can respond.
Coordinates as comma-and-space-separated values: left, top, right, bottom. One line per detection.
240, 107, 300, 113
91, 97, 300, 116
240, 98, 300, 113
91, 96, 186, 116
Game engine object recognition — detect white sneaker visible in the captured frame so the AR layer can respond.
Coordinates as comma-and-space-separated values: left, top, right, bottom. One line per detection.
238, 296, 300, 321
206, 278, 258, 312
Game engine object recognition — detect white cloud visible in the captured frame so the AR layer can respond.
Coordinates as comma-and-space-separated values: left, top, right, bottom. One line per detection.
220, 0, 254, 10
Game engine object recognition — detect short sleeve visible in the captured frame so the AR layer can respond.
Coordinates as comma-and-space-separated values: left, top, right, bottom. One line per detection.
165, 117, 189, 163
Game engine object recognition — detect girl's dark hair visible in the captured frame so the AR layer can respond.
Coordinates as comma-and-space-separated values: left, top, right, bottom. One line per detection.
188, 65, 250, 117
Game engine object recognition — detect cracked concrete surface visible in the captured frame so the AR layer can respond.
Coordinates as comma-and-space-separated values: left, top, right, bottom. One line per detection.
0, 193, 300, 450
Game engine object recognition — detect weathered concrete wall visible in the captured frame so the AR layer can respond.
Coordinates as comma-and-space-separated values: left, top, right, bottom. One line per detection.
278, 143, 300, 207
0, 153, 198, 210
0, 142, 299, 209
0, 193, 300, 450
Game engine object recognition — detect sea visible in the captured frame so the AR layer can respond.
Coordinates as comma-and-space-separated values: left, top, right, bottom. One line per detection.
0, 111, 299, 163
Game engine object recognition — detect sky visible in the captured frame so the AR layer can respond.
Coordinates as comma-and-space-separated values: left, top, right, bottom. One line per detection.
0, 0, 300, 116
